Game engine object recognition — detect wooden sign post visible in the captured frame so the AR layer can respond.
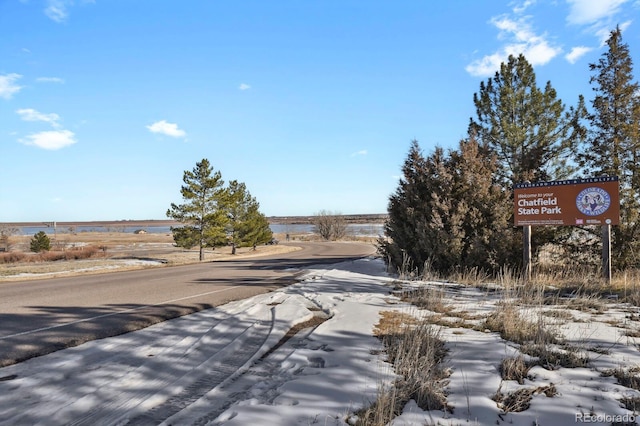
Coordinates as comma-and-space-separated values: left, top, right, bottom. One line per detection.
602, 224, 612, 283
523, 225, 531, 282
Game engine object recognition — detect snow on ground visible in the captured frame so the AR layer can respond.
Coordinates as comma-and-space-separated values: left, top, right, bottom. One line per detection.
1, 258, 640, 425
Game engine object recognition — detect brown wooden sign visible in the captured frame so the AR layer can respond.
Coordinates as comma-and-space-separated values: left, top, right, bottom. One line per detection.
514, 177, 620, 226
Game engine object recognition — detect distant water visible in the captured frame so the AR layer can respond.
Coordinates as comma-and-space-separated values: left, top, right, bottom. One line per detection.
15, 223, 385, 237
271, 224, 384, 237
17, 225, 174, 236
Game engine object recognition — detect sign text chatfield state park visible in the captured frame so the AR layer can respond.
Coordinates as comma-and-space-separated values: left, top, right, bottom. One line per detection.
514, 177, 620, 227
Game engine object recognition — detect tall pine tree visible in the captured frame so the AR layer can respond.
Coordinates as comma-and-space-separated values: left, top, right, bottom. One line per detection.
380, 140, 434, 274
469, 54, 587, 266
167, 159, 227, 261
225, 180, 273, 253
469, 54, 587, 185
580, 26, 640, 268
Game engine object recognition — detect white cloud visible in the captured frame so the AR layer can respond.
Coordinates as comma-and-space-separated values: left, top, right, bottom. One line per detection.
0, 73, 23, 100
36, 77, 65, 84
351, 150, 368, 157
566, 0, 628, 25
520, 38, 561, 64
146, 120, 187, 138
20, 130, 77, 150
43, 0, 94, 22
16, 108, 62, 128
465, 52, 505, 78
45, 0, 70, 23
466, 16, 561, 77
512, 0, 536, 14
565, 46, 592, 63
239, 83, 251, 91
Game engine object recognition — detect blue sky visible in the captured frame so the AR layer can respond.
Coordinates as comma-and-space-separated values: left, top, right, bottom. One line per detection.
1, 0, 638, 222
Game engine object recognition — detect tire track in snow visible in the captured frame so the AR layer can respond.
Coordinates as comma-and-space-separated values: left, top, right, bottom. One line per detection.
53, 313, 248, 426
162, 306, 331, 425
124, 316, 273, 426
1, 312, 230, 426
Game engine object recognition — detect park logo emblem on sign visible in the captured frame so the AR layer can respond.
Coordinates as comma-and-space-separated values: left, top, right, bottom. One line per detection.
576, 187, 612, 217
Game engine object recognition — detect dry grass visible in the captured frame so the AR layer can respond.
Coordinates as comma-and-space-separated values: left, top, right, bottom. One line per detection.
500, 356, 533, 384
601, 365, 640, 390
449, 266, 491, 286
620, 396, 640, 413
398, 286, 453, 314
601, 366, 640, 413
481, 305, 558, 346
373, 311, 420, 336
356, 311, 451, 425
481, 294, 589, 370
544, 293, 606, 314
521, 343, 589, 369
530, 266, 640, 308
542, 309, 576, 321
369, 262, 640, 420
492, 383, 557, 413
625, 328, 640, 338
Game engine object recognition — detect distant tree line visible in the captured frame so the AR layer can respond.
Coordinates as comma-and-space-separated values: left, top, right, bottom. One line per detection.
380, 26, 640, 276
167, 159, 273, 261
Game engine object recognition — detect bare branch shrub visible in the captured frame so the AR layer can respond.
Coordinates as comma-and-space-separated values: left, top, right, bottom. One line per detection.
0, 225, 19, 252
312, 210, 347, 241
0, 252, 27, 264
0, 246, 100, 264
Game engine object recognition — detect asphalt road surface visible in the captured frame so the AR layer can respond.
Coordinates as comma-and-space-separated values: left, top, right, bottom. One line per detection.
0, 241, 376, 367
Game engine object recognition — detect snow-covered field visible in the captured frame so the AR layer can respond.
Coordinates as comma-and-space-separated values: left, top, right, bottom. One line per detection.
1, 257, 640, 425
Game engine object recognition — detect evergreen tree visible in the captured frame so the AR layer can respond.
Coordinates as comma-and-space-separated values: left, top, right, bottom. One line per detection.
167, 159, 227, 261
580, 26, 640, 268
446, 135, 516, 271
469, 54, 587, 185
380, 138, 514, 276
469, 54, 588, 267
379, 140, 433, 273
238, 203, 273, 250
30, 231, 51, 253
224, 180, 273, 253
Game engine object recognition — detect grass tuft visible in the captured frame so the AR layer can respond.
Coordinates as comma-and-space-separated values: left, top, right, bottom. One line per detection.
481, 305, 558, 346
521, 343, 589, 369
500, 356, 533, 384
357, 312, 451, 425
601, 366, 640, 390
492, 383, 557, 413
399, 286, 452, 314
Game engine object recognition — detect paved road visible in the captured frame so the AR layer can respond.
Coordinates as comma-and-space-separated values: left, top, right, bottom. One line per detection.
0, 241, 376, 366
